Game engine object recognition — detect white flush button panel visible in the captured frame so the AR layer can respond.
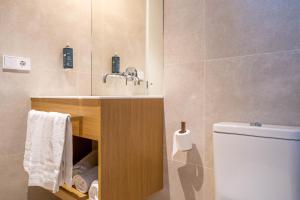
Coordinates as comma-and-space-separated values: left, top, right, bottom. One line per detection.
2, 55, 31, 71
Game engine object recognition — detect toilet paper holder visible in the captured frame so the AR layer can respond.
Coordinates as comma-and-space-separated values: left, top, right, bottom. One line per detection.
179, 121, 187, 134
172, 121, 193, 158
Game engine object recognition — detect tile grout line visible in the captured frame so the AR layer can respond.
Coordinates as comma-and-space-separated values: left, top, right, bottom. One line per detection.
166, 154, 205, 168
205, 48, 300, 62
202, 0, 208, 171
165, 60, 206, 68
29, 67, 92, 74
203, 61, 208, 169
167, 157, 214, 171
90, 0, 93, 96
202, 1, 208, 197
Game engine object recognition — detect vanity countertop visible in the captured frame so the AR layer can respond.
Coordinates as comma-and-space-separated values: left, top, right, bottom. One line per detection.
31, 95, 164, 99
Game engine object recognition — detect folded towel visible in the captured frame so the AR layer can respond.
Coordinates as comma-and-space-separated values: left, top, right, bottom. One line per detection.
23, 110, 73, 193
73, 166, 98, 193
73, 150, 98, 177
88, 180, 99, 200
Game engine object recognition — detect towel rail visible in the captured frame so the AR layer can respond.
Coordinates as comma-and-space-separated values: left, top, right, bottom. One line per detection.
70, 115, 83, 121
70, 115, 84, 139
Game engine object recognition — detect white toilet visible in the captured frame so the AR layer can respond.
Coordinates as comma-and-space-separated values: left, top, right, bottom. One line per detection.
213, 122, 300, 200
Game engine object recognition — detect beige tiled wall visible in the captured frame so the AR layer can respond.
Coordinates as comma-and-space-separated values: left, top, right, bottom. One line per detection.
0, 0, 91, 199
147, 0, 300, 199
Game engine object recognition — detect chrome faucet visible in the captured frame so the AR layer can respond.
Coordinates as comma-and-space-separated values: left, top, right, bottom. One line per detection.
123, 67, 142, 85
103, 67, 143, 85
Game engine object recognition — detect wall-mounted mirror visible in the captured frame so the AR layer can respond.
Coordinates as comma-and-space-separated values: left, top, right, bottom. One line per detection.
92, 0, 163, 96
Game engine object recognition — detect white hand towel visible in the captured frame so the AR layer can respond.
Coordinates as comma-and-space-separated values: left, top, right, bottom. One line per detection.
88, 180, 99, 200
23, 110, 73, 193
73, 166, 98, 193
58, 116, 73, 188
73, 150, 98, 177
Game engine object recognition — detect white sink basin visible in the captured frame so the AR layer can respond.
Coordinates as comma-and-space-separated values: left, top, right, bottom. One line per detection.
31, 95, 163, 99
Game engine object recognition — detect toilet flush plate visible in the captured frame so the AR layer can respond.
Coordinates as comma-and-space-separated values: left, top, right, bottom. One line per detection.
2, 55, 31, 71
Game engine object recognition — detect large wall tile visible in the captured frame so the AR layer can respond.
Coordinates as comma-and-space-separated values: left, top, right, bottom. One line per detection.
168, 160, 204, 200
203, 167, 215, 200
164, 63, 204, 166
164, 0, 205, 65
0, 106, 27, 155
28, 187, 59, 200
0, 154, 28, 200
165, 32, 205, 65
164, 0, 203, 37
206, 0, 300, 59
147, 160, 204, 200
204, 50, 300, 168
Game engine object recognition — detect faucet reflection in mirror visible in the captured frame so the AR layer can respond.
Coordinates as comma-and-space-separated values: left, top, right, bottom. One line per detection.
103, 67, 145, 86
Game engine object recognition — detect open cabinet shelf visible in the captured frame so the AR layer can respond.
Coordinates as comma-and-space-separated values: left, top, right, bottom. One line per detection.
54, 185, 89, 200
53, 135, 97, 200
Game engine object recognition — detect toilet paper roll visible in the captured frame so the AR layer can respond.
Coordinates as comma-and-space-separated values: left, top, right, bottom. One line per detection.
172, 130, 192, 158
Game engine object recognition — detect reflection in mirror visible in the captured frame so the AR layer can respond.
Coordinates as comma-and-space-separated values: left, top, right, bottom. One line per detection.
92, 0, 163, 96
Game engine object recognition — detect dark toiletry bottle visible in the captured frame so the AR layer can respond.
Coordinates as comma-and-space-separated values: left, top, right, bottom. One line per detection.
63, 46, 73, 69
112, 53, 120, 73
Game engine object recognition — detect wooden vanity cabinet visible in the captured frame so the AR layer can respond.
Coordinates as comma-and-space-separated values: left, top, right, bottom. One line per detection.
31, 97, 164, 200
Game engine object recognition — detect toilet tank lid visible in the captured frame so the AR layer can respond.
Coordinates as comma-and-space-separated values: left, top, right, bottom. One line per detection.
213, 122, 300, 140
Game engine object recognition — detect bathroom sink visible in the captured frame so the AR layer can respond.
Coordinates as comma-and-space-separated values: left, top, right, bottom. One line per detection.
31, 95, 163, 99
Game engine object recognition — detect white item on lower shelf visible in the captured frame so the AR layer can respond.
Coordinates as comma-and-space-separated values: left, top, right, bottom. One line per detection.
73, 166, 98, 193
73, 150, 98, 177
88, 180, 99, 200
